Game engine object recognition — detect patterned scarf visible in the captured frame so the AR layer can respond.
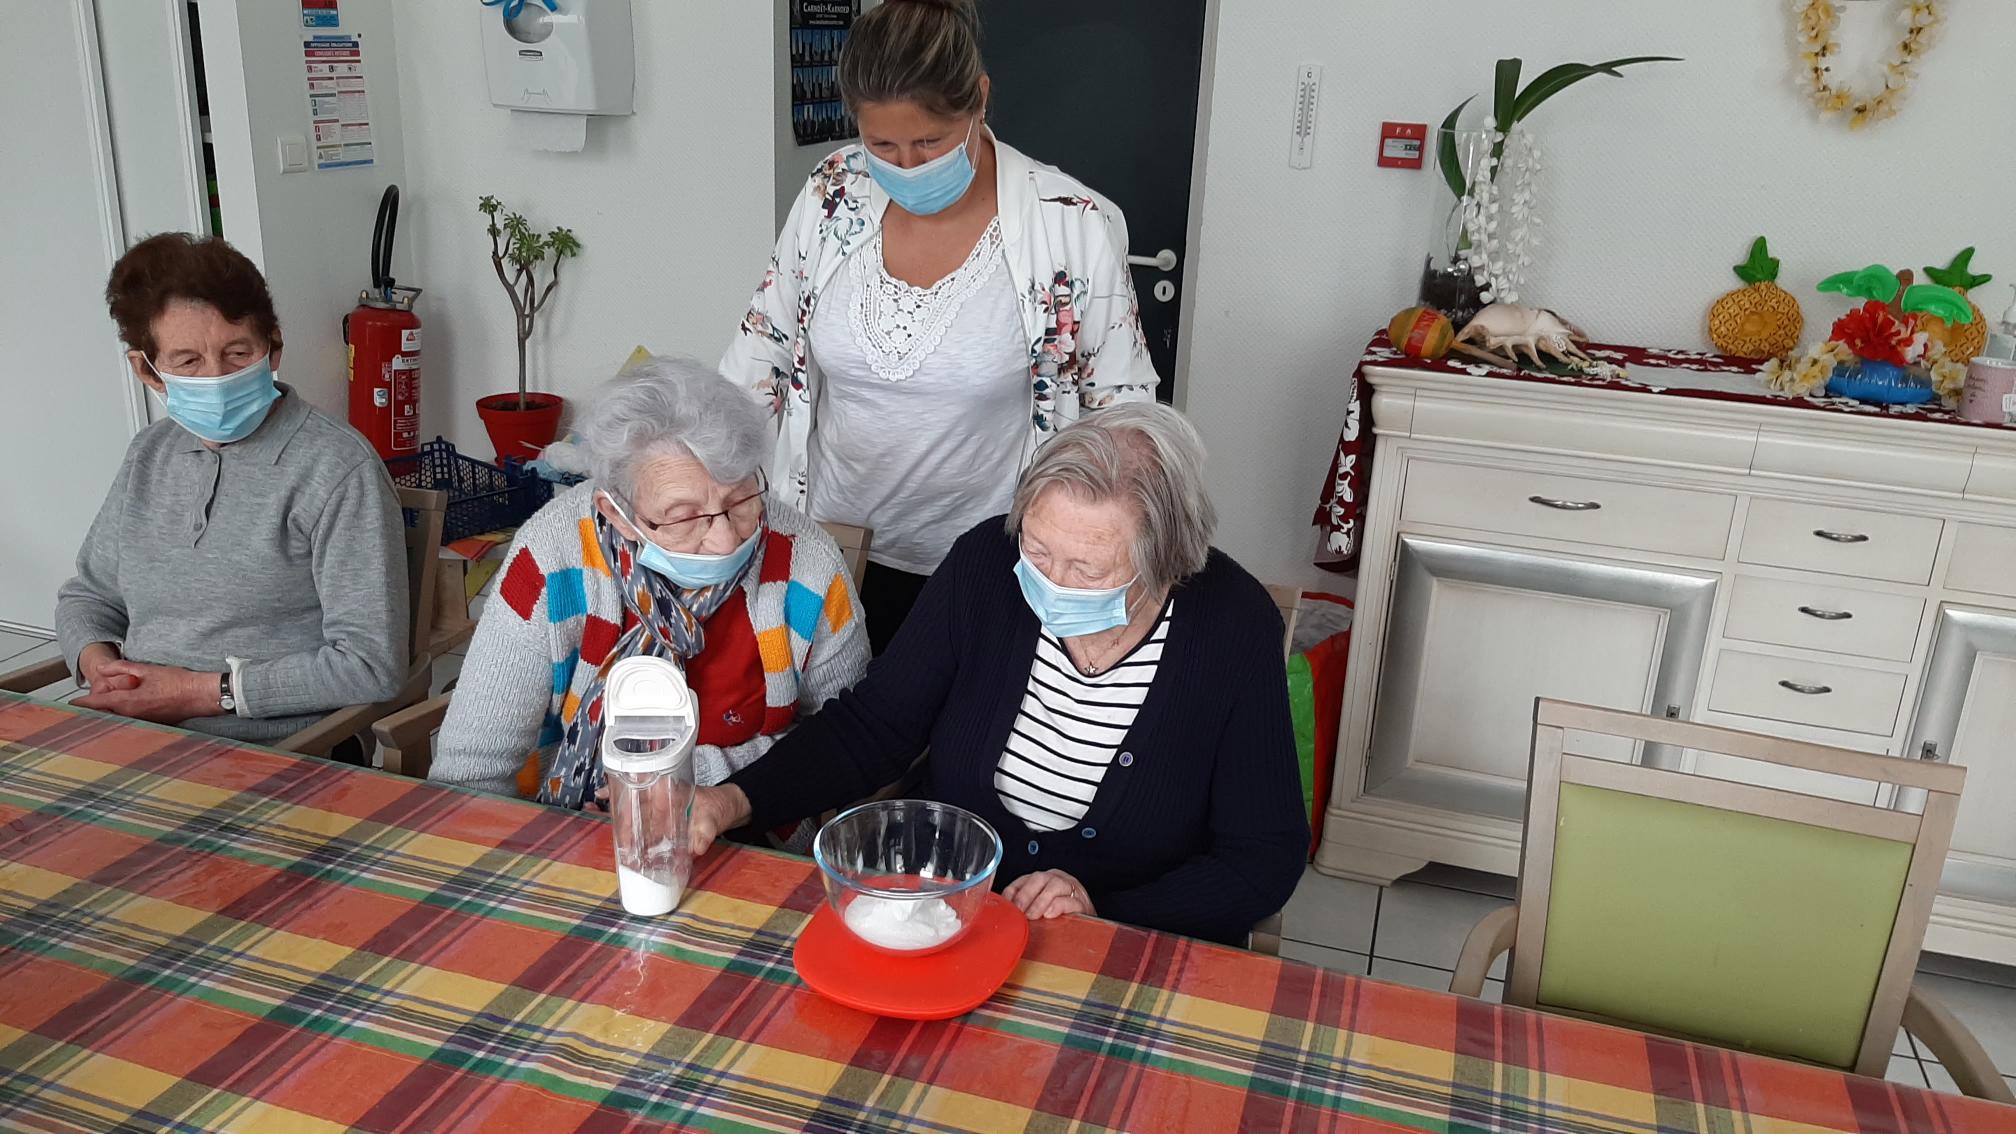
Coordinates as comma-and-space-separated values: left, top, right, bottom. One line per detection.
540, 510, 761, 810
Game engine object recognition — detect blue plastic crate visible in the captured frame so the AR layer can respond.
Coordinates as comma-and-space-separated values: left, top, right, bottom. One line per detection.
385, 437, 553, 543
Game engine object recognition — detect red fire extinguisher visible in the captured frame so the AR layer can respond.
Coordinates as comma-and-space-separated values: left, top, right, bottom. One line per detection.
346, 185, 423, 460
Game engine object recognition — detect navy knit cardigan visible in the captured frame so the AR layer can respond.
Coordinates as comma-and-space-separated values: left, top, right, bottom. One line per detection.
731, 518, 1309, 945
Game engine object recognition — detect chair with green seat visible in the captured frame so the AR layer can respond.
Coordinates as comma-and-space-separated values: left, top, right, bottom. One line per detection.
1451, 698, 2013, 1103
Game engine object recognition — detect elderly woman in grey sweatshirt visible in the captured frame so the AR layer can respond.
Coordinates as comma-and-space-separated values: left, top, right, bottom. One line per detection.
428, 357, 870, 811
57, 233, 407, 756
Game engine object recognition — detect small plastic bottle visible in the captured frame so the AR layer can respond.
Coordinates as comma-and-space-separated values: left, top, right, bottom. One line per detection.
600, 655, 698, 916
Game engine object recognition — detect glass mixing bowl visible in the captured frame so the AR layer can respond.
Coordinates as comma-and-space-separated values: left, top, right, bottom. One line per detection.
811, 800, 1003, 955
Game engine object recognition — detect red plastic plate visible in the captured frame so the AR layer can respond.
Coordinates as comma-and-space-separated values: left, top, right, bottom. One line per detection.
793, 890, 1029, 1020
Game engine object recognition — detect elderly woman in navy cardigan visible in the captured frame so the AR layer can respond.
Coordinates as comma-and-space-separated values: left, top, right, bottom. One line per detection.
690, 403, 1307, 945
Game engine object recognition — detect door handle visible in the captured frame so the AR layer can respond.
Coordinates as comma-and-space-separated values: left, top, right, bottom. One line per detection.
1812, 529, 1870, 544
1126, 248, 1178, 272
1777, 679, 1833, 695
1528, 495, 1602, 511
1797, 605, 1853, 621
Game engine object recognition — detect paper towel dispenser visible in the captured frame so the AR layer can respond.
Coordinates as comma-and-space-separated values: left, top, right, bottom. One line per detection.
481, 0, 634, 116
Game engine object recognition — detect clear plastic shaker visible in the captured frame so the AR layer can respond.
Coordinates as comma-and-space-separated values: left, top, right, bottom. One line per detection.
600, 655, 698, 916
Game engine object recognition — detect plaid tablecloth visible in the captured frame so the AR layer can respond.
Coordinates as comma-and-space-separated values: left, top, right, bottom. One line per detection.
2, 697, 2008, 1133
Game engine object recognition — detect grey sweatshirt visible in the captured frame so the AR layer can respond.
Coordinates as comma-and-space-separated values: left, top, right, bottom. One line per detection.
55, 385, 408, 742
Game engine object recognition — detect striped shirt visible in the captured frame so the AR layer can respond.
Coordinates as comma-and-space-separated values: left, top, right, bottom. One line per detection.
995, 600, 1174, 832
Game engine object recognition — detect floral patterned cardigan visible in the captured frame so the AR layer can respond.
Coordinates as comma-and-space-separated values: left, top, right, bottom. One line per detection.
720, 133, 1159, 509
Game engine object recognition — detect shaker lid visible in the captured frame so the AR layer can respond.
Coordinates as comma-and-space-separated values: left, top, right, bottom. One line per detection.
601, 655, 696, 774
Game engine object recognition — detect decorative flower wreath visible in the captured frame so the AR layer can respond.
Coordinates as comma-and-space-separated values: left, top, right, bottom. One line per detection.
1793, 0, 1942, 129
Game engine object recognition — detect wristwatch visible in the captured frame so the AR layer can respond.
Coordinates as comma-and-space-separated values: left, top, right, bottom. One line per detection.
218, 671, 237, 713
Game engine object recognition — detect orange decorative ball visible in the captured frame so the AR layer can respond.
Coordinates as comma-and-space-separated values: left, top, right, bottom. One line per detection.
1388, 306, 1454, 359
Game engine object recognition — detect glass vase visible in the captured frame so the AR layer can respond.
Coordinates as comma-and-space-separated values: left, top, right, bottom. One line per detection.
1417, 127, 1540, 332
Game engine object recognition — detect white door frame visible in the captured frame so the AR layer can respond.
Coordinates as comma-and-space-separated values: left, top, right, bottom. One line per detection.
71, 0, 152, 436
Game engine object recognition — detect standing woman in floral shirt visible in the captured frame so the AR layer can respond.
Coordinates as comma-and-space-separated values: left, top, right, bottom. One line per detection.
722, 0, 1157, 653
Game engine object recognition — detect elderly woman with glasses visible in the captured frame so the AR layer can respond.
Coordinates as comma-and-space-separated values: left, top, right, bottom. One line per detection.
688, 403, 1307, 945
430, 357, 870, 811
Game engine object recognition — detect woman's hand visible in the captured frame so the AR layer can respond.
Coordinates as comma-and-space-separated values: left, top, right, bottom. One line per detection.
689, 784, 752, 856
1004, 869, 1095, 921
74, 661, 220, 723
76, 643, 138, 694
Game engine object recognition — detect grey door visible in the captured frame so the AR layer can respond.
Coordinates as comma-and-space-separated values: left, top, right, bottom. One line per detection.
978, 0, 1207, 401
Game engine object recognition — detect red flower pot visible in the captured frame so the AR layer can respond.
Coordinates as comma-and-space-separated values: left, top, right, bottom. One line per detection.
475, 392, 566, 466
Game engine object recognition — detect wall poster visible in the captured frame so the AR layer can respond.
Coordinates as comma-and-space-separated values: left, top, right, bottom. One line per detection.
303, 33, 373, 169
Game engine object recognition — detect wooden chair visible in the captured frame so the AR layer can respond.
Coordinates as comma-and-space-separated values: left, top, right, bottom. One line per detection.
1, 486, 446, 761
375, 519, 876, 783
0, 653, 68, 696
817, 521, 871, 588
272, 486, 446, 757
1449, 698, 2012, 1103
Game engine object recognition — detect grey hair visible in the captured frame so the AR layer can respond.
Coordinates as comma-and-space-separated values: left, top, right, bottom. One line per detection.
838, 0, 985, 118
573, 355, 769, 502
1007, 403, 1217, 593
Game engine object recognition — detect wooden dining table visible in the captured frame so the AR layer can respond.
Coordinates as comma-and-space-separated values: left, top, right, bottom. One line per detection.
1, 695, 2009, 1133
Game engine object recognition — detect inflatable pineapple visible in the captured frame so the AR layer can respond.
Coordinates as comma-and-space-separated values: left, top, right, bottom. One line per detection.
1709, 237, 1804, 358
1920, 248, 1990, 363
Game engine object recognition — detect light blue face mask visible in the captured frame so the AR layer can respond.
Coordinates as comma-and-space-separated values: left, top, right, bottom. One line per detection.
865, 115, 980, 217
149, 354, 280, 444
607, 492, 762, 589
1013, 554, 1137, 639
639, 528, 761, 589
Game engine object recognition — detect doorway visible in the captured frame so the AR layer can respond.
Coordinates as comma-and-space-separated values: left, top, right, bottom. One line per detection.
978, 0, 1209, 402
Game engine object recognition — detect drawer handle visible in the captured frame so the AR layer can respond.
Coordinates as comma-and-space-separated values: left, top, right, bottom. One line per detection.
1812, 529, 1870, 544
1529, 495, 1602, 511
1777, 679, 1834, 696
1797, 605, 1853, 621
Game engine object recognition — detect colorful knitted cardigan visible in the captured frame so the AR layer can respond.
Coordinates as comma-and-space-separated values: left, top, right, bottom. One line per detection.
427, 483, 870, 802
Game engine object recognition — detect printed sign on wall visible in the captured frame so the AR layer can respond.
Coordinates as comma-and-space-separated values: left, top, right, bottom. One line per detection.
790, 0, 858, 147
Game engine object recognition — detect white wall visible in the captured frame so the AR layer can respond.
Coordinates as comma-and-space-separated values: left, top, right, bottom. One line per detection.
1179, 1, 2016, 592
391, 2, 776, 455
201, 0, 410, 417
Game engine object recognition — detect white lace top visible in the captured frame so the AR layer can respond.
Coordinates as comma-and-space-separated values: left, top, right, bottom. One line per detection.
806, 220, 1029, 574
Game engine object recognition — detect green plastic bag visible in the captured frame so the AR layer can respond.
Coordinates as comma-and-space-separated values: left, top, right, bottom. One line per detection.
1287, 652, 1317, 820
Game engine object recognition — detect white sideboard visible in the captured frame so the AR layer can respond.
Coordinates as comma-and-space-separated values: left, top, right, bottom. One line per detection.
1314, 361, 2016, 966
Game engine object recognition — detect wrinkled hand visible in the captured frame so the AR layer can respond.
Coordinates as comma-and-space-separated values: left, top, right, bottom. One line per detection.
688, 784, 752, 856
76, 643, 138, 695
73, 661, 218, 724
1004, 869, 1095, 921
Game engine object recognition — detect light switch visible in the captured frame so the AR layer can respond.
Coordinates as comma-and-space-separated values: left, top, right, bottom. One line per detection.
278, 135, 310, 174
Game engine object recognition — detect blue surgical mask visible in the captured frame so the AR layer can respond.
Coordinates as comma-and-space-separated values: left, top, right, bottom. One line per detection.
1014, 554, 1136, 639
606, 492, 762, 589
639, 529, 761, 589
865, 116, 980, 216
149, 354, 280, 443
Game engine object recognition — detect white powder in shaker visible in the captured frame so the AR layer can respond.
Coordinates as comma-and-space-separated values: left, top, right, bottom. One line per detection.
842, 894, 963, 950
617, 864, 678, 916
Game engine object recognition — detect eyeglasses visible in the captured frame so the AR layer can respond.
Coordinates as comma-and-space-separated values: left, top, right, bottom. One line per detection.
617, 470, 767, 540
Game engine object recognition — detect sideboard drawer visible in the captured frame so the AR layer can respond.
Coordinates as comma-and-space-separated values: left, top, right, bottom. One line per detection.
1723, 575, 1924, 662
1706, 649, 1907, 736
1401, 460, 1735, 559
1738, 499, 1942, 584
1945, 523, 2016, 599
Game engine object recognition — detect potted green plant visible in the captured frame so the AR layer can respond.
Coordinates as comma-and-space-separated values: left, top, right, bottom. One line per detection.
1419, 54, 1678, 327
475, 194, 581, 465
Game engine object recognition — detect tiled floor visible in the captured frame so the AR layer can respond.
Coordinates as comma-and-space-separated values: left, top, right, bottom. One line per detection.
1279, 862, 2016, 1102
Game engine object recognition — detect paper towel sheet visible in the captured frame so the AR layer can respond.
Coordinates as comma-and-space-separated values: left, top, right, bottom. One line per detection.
510, 110, 587, 152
